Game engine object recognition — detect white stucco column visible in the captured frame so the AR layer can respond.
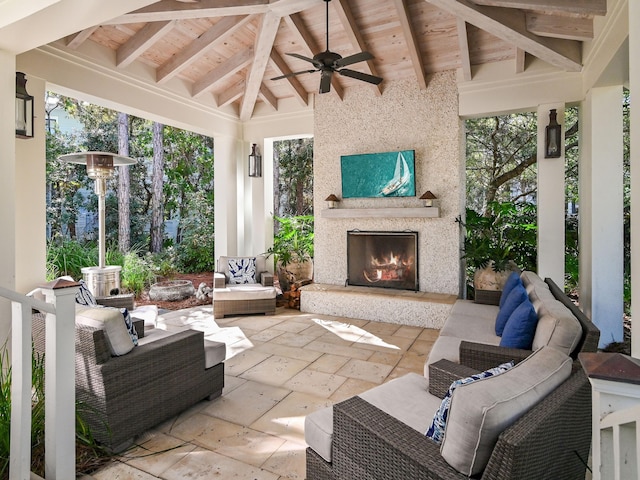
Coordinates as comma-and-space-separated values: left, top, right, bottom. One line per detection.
537, 103, 566, 286
214, 135, 241, 258
0, 51, 17, 347
580, 86, 624, 348
630, 0, 640, 358
243, 139, 266, 256
15, 74, 46, 292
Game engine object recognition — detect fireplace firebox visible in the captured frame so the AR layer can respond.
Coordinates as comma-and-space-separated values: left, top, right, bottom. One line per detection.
347, 231, 418, 291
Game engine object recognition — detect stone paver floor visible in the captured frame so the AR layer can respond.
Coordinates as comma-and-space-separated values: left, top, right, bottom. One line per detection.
82, 306, 439, 480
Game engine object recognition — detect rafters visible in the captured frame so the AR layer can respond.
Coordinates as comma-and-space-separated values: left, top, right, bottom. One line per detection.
456, 19, 472, 81
270, 49, 309, 106
469, 0, 606, 18
117, 21, 175, 68
394, 0, 428, 90
427, 0, 582, 72
192, 47, 254, 97
65, 26, 99, 49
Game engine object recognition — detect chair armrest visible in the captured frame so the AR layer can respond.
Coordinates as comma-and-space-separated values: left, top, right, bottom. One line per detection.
459, 341, 532, 372
96, 293, 135, 310
428, 359, 480, 398
260, 272, 274, 287
214, 272, 226, 288
332, 396, 466, 479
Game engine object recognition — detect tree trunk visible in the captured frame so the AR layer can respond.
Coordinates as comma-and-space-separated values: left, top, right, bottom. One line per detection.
117, 112, 131, 253
150, 122, 164, 253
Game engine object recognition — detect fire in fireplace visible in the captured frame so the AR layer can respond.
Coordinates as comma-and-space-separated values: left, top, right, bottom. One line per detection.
347, 231, 418, 291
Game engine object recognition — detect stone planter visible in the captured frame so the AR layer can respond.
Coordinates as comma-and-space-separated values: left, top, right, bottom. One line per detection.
149, 280, 195, 301
277, 259, 313, 291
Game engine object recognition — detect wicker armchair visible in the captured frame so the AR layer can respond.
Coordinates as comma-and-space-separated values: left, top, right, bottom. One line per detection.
307, 361, 592, 480
212, 255, 277, 318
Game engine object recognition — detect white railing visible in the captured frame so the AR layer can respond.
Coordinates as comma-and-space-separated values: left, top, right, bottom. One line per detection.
582, 353, 640, 480
2, 282, 78, 480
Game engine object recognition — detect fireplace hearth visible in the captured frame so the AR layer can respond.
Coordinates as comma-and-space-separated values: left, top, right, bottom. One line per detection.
347, 231, 418, 291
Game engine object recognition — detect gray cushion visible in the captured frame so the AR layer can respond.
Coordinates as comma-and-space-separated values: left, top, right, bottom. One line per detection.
204, 339, 226, 369
76, 305, 135, 356
305, 373, 440, 463
441, 346, 572, 476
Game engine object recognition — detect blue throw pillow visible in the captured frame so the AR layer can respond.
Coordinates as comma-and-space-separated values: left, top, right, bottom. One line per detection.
500, 298, 539, 349
121, 307, 138, 346
495, 283, 527, 336
228, 258, 257, 285
499, 272, 522, 308
425, 361, 514, 444
75, 279, 97, 306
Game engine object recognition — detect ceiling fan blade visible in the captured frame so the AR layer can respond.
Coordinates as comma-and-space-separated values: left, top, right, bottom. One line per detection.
338, 69, 383, 85
334, 51, 374, 68
319, 69, 333, 94
271, 69, 316, 81
286, 52, 323, 69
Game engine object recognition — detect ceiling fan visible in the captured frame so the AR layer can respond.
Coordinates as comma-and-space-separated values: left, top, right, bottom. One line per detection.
272, 0, 383, 94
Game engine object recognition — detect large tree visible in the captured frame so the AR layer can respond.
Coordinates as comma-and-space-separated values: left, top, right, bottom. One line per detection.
150, 121, 165, 253
117, 112, 131, 252
273, 138, 313, 218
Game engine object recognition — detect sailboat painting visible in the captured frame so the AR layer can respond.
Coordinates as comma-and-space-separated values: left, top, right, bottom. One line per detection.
340, 150, 416, 198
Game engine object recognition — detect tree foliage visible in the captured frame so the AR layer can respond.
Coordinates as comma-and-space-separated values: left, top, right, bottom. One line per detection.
273, 138, 313, 218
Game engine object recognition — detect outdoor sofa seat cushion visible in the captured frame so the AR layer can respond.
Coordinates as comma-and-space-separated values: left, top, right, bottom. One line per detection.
212, 282, 276, 300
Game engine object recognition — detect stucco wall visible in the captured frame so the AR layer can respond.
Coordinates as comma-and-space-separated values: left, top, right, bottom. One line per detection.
313, 72, 463, 295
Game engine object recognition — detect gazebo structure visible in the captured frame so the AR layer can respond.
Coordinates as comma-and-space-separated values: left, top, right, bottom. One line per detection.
0, 0, 638, 352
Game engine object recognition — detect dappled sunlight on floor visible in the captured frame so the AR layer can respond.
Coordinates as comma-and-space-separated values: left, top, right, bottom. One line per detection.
84, 307, 439, 480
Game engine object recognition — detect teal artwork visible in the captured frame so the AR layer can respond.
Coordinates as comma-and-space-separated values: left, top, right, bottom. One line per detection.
341, 150, 416, 198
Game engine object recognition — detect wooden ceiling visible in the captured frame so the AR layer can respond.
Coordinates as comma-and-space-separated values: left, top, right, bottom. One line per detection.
59, 0, 607, 121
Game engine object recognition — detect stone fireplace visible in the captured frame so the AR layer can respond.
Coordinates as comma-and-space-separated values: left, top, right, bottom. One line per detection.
347, 231, 418, 291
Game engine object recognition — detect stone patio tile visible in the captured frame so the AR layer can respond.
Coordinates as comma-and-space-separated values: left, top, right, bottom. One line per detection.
260, 440, 307, 479
393, 325, 424, 340
169, 414, 285, 467
120, 432, 196, 477
386, 366, 421, 382
297, 324, 331, 338
162, 447, 278, 480
227, 316, 286, 331
250, 327, 286, 342
306, 354, 351, 374
360, 321, 401, 336
241, 355, 310, 386
367, 350, 403, 367
283, 369, 348, 398
225, 349, 272, 376
396, 352, 428, 372
225, 337, 264, 361
417, 328, 440, 341
336, 358, 394, 384
407, 339, 435, 355
304, 339, 373, 360
329, 378, 379, 403
355, 334, 414, 352
254, 340, 324, 362
90, 461, 161, 479
223, 375, 247, 395
271, 320, 313, 333
203, 380, 291, 426
270, 331, 318, 348
250, 391, 333, 445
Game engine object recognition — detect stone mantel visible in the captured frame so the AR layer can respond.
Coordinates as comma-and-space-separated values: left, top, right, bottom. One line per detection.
321, 207, 440, 219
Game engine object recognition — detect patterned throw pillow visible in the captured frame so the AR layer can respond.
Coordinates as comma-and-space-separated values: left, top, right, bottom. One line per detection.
425, 361, 515, 444
121, 308, 138, 346
75, 279, 97, 306
228, 257, 257, 284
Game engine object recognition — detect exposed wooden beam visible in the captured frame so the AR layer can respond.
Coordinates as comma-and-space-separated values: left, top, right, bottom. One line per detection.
259, 84, 278, 110
393, 0, 428, 90
192, 47, 253, 96
240, 11, 281, 121
470, 0, 606, 18
270, 49, 309, 106
105, 0, 317, 24
515, 47, 525, 73
116, 21, 175, 68
284, 13, 344, 99
157, 15, 251, 83
526, 13, 594, 41
217, 80, 245, 107
427, 0, 582, 71
334, 0, 382, 95
65, 27, 99, 49
456, 19, 472, 81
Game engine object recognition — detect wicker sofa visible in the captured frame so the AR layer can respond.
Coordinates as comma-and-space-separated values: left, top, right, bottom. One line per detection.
305, 272, 600, 479
32, 306, 225, 452
212, 255, 277, 319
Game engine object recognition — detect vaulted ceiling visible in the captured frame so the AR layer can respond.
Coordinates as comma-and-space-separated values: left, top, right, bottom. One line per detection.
55, 0, 607, 121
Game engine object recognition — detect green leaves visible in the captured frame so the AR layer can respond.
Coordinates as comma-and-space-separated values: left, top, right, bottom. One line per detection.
266, 215, 314, 268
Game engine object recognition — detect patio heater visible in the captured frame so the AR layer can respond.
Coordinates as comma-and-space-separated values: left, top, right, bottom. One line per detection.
58, 152, 136, 297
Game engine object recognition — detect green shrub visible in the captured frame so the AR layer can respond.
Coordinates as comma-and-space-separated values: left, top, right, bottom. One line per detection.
46, 240, 97, 280
177, 191, 215, 273
121, 252, 156, 296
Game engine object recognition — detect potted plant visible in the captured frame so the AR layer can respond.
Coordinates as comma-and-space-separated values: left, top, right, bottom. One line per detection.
265, 215, 314, 291
457, 201, 537, 303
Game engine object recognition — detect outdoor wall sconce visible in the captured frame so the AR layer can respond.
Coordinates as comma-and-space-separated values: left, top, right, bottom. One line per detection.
325, 194, 340, 209
420, 191, 438, 207
15, 72, 34, 138
248, 143, 262, 177
545, 109, 562, 158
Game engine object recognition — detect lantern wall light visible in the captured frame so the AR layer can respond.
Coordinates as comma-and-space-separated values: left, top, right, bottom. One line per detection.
545, 109, 562, 158
16, 72, 34, 139
248, 143, 262, 177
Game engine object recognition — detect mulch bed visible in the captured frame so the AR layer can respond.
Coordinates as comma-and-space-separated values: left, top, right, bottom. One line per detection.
134, 272, 214, 311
